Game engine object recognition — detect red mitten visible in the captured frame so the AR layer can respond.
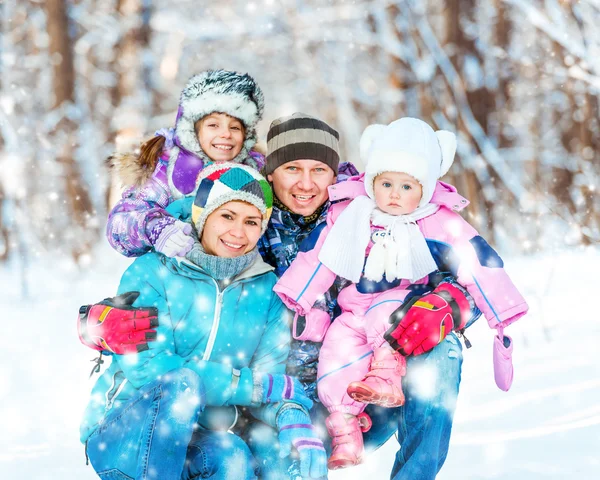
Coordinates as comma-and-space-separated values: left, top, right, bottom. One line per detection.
78, 291, 158, 355
384, 283, 471, 356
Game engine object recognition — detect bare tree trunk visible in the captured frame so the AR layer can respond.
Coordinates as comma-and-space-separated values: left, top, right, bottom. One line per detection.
0, 183, 9, 261
45, 0, 95, 260
107, 0, 151, 209
443, 0, 497, 240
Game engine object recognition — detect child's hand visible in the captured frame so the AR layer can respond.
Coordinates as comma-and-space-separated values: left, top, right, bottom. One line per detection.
154, 220, 194, 257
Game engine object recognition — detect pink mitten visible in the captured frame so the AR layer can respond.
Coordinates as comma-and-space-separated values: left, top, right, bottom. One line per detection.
292, 309, 332, 342
493, 326, 514, 391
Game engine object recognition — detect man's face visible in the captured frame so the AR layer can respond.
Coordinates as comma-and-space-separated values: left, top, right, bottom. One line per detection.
267, 160, 336, 216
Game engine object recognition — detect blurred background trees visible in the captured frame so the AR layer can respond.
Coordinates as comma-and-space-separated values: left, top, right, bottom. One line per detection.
0, 0, 598, 263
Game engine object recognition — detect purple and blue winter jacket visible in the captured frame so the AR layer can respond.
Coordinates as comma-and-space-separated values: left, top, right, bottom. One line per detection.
106, 148, 265, 257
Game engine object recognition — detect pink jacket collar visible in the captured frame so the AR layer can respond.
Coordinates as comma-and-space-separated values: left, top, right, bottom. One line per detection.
328, 174, 469, 212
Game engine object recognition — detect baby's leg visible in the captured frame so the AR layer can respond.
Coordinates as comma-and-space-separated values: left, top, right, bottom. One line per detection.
346, 290, 412, 408
317, 311, 371, 416
317, 311, 373, 469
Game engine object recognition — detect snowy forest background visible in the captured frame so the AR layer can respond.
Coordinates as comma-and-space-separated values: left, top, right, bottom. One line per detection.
0, 0, 599, 479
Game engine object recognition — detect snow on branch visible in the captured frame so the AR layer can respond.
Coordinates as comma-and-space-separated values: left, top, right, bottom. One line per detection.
410, 11, 529, 200
503, 0, 600, 77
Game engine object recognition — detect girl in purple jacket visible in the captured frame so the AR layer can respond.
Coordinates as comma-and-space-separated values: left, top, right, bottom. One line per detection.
274, 117, 528, 470
106, 69, 265, 257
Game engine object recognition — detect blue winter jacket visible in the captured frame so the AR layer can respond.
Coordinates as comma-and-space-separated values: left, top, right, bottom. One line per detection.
80, 251, 291, 442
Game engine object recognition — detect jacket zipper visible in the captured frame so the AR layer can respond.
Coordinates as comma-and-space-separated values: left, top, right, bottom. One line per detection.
203, 280, 223, 361
202, 276, 252, 361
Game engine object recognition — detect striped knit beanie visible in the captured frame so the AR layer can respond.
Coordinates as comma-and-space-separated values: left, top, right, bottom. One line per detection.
192, 164, 273, 237
264, 112, 340, 176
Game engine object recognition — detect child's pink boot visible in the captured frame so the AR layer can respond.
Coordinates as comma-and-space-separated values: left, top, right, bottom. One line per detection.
347, 346, 407, 407
325, 411, 372, 470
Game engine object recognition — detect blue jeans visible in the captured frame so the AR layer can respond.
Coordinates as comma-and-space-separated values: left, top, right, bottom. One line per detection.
86, 368, 204, 480
363, 333, 463, 480
183, 429, 258, 480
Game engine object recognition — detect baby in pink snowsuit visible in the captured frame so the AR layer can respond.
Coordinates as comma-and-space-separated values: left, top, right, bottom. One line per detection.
274, 117, 528, 470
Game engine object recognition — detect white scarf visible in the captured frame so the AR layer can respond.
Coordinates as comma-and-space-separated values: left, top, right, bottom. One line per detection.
318, 196, 439, 283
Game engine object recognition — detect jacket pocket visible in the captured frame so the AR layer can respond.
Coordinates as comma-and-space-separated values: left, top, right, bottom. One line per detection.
97, 469, 134, 480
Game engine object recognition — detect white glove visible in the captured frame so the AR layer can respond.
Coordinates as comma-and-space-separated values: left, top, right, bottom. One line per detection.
154, 220, 194, 257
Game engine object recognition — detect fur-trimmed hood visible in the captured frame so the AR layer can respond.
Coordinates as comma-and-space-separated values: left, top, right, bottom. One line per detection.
174, 70, 264, 167
106, 152, 157, 188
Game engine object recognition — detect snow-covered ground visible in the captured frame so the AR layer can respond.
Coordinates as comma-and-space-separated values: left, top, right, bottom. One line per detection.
1, 243, 598, 479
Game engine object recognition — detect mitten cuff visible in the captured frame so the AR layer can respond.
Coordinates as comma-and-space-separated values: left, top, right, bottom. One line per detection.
276, 404, 311, 429
146, 213, 176, 246
436, 282, 471, 330
251, 372, 264, 405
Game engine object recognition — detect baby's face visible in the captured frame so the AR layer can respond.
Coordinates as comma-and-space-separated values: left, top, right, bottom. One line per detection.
373, 172, 422, 215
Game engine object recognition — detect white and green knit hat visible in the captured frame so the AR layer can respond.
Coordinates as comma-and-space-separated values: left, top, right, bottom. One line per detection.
191, 164, 273, 237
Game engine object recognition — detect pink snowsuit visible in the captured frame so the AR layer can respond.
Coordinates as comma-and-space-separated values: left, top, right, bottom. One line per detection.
273, 175, 528, 415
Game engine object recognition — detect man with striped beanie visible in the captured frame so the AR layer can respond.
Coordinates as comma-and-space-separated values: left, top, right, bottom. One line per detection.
258, 113, 359, 394
263, 113, 343, 220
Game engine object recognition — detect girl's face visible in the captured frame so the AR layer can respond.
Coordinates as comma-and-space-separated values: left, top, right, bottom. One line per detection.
201, 201, 263, 258
373, 171, 423, 215
196, 113, 245, 162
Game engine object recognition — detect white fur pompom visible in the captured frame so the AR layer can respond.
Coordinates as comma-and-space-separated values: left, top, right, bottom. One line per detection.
384, 239, 399, 282
360, 124, 387, 166
364, 239, 386, 282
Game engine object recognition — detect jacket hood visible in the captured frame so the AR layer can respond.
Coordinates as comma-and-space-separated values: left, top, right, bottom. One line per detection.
173, 70, 264, 172
106, 152, 156, 188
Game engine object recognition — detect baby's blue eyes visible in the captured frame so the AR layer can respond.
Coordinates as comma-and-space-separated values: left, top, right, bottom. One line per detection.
381, 182, 412, 190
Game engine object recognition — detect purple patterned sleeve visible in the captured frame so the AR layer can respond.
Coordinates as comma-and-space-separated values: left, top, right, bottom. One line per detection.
106, 161, 175, 257
337, 161, 359, 181
248, 150, 266, 170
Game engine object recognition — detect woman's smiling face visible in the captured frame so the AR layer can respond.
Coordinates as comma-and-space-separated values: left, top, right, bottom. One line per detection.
200, 201, 263, 257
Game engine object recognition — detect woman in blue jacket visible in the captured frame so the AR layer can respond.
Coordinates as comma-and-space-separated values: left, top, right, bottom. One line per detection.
80, 164, 326, 480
